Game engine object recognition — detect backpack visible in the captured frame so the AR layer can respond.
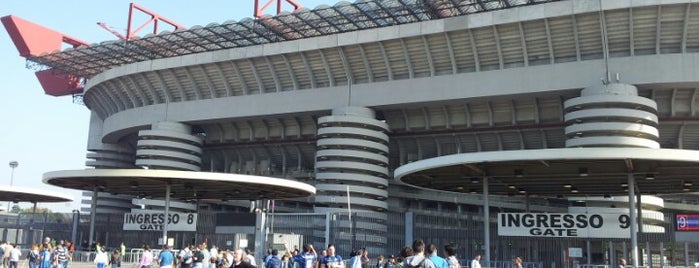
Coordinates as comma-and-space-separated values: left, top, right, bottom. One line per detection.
405, 258, 426, 268
183, 251, 192, 264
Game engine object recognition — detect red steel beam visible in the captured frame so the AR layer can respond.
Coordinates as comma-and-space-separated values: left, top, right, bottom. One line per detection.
1, 15, 88, 57
254, 0, 303, 18
1, 15, 88, 96
126, 3, 185, 40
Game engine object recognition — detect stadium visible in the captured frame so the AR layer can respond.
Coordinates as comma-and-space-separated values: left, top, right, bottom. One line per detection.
5, 0, 699, 267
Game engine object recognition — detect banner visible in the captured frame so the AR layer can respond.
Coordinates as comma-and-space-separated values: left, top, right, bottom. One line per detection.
123, 210, 197, 231
497, 212, 632, 238
676, 214, 699, 231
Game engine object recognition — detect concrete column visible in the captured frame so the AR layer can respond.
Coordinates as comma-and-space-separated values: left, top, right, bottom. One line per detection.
660, 242, 665, 268
685, 242, 690, 267
89, 188, 98, 248
254, 211, 267, 264
609, 241, 614, 267
405, 212, 413, 246
163, 184, 171, 245
325, 212, 331, 246
628, 174, 639, 267
71, 210, 80, 247
483, 176, 490, 266
646, 241, 652, 268
587, 240, 592, 265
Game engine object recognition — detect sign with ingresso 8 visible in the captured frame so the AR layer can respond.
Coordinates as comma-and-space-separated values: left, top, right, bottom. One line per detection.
497, 212, 632, 238
123, 210, 197, 231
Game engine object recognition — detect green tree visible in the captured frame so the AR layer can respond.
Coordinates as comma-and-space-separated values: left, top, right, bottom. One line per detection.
17, 207, 69, 223
10, 204, 20, 213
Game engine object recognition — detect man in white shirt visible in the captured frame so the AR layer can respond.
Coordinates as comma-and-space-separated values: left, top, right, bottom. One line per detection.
178, 245, 193, 268
245, 248, 257, 266
8, 245, 20, 268
471, 254, 481, 268
402, 240, 435, 268
2, 241, 12, 268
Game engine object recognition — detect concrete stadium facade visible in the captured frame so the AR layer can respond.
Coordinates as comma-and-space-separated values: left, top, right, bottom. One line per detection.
30, 0, 699, 266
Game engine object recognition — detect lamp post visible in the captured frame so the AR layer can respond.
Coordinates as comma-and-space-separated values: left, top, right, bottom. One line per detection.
7, 161, 18, 212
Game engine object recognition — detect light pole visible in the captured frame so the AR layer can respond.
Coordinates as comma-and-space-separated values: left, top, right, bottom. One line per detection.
8, 161, 18, 212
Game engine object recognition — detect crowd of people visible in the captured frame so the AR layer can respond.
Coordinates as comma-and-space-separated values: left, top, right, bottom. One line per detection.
0, 237, 77, 268
134, 243, 263, 268
129, 239, 487, 268
0, 238, 530, 268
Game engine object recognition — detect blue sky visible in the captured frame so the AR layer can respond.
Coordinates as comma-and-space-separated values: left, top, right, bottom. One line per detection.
1, 0, 331, 212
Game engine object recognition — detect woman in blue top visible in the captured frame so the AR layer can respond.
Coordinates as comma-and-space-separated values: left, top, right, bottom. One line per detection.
39, 244, 52, 268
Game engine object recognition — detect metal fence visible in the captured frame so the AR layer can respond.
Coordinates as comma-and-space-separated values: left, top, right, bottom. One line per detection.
1, 211, 698, 268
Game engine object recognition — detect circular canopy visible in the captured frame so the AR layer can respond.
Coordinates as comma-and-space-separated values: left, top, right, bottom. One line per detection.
43, 169, 315, 200
394, 147, 699, 197
0, 186, 73, 203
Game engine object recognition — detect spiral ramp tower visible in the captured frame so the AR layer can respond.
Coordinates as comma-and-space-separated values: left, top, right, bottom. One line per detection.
123, 121, 205, 210
314, 107, 389, 251
564, 83, 659, 149
86, 143, 136, 169
83, 128, 137, 213
564, 83, 663, 232
136, 121, 204, 171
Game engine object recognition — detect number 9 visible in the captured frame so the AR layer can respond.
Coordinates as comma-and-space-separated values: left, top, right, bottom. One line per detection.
678, 216, 687, 228
618, 215, 630, 229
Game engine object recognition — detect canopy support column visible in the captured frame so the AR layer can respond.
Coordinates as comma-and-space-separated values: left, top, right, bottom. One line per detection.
628, 174, 639, 267
89, 187, 97, 249
483, 176, 490, 266
163, 184, 171, 246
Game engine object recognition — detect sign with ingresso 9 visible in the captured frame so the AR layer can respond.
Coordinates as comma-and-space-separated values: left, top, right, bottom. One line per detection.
676, 214, 699, 231
123, 210, 197, 231
497, 212, 632, 238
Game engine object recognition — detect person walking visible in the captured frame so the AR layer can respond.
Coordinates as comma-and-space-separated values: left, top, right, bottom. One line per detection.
3, 241, 11, 268
193, 244, 205, 268
385, 256, 396, 268
94, 248, 109, 268
360, 250, 369, 268
119, 243, 126, 263
244, 249, 256, 267
375, 255, 385, 268
178, 245, 193, 268
513, 257, 523, 268
8, 245, 20, 268
426, 244, 447, 268
55, 243, 70, 268
110, 249, 122, 268
265, 249, 281, 268
139, 245, 154, 268
442, 245, 459, 268
157, 245, 176, 268
320, 244, 343, 268
293, 244, 317, 268
28, 245, 40, 268
469, 254, 480, 268
38, 245, 51, 268
231, 249, 255, 268
618, 258, 627, 268
348, 250, 361, 268
402, 240, 435, 268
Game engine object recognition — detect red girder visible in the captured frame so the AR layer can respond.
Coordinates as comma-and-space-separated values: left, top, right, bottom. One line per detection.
1, 15, 88, 96
126, 3, 185, 40
1, 15, 88, 57
2, 1, 299, 97
254, 0, 303, 18
97, 22, 127, 40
